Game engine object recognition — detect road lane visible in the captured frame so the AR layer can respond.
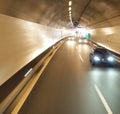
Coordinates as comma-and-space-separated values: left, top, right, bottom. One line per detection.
18, 39, 120, 114
89, 67, 120, 114
94, 84, 113, 114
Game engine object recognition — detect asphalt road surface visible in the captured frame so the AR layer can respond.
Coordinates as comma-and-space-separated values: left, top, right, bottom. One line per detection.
19, 39, 120, 114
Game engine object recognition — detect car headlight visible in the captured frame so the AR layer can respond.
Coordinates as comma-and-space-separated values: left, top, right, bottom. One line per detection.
84, 39, 88, 43
94, 55, 100, 61
107, 56, 114, 62
79, 39, 82, 43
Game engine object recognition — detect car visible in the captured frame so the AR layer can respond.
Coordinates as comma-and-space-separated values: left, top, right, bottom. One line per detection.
68, 37, 75, 40
89, 47, 116, 66
78, 38, 88, 44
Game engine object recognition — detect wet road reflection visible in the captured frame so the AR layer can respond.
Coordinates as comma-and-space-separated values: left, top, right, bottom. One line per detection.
19, 39, 120, 114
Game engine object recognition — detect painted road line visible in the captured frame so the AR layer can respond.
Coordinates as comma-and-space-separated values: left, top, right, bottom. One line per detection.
79, 54, 84, 63
24, 68, 33, 77
12, 58, 50, 114
11, 41, 64, 114
94, 84, 113, 114
75, 46, 84, 62
75, 45, 78, 50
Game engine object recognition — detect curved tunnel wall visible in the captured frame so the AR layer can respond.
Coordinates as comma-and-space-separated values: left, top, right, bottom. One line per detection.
0, 13, 120, 85
0, 14, 68, 85
91, 16, 120, 53
0, 4, 120, 86
91, 26, 120, 52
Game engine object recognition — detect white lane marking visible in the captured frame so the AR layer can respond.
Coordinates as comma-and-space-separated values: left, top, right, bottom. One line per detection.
24, 68, 33, 77
79, 54, 84, 63
75, 46, 78, 50
94, 84, 113, 114
75, 45, 84, 62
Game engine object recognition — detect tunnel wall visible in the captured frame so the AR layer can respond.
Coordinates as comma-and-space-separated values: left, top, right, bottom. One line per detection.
0, 14, 68, 85
0, 13, 120, 85
91, 25, 120, 53
90, 15, 120, 53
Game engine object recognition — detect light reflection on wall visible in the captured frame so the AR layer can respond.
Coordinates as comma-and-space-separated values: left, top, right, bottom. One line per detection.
89, 29, 96, 35
67, 40, 76, 46
89, 68, 120, 88
97, 43, 114, 52
31, 49, 43, 59
0, 14, 67, 85
101, 27, 114, 35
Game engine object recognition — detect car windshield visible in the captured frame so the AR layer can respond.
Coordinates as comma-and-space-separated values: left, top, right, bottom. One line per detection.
94, 48, 108, 54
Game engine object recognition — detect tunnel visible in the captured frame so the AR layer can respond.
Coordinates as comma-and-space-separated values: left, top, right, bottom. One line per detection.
0, 0, 120, 114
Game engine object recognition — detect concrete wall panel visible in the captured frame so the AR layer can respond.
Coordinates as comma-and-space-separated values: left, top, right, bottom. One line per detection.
91, 26, 120, 53
0, 14, 63, 85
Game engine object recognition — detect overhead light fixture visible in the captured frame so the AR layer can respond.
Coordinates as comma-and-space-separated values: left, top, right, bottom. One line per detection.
69, 1, 72, 6
68, 7, 71, 11
69, 13, 72, 17
69, 11, 72, 14
68, 1, 73, 26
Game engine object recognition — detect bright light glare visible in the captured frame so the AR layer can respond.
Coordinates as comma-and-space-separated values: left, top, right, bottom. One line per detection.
107, 56, 114, 62
32, 49, 42, 58
69, 13, 72, 17
69, 1, 72, 6
68, 37, 74, 40
84, 39, 88, 43
24, 68, 33, 77
67, 41, 75, 46
43, 38, 55, 46
69, 7, 72, 11
79, 39, 82, 43
69, 11, 72, 14
24, 21, 36, 30
79, 28, 90, 38
94, 56, 100, 61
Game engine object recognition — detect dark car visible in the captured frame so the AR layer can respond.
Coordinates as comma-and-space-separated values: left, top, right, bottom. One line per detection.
78, 38, 88, 44
89, 47, 116, 66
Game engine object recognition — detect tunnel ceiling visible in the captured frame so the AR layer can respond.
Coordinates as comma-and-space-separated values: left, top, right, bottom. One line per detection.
0, 0, 120, 28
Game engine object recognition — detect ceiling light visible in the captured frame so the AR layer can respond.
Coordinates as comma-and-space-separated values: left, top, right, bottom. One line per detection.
69, 12, 71, 15
68, 7, 71, 11
69, 1, 72, 6
69, 11, 72, 14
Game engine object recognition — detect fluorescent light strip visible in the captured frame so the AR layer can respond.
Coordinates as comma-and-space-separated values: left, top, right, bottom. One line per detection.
68, 7, 71, 11
69, 11, 72, 14
68, 1, 73, 26
69, 13, 72, 15
69, 1, 72, 6
24, 68, 33, 77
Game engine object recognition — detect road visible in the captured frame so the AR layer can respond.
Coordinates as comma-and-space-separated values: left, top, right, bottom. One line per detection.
19, 39, 120, 114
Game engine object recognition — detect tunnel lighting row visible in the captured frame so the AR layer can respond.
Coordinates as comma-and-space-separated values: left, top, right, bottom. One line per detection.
68, 1, 73, 25
69, 1, 72, 6
24, 68, 33, 77
68, 7, 72, 11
